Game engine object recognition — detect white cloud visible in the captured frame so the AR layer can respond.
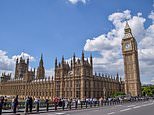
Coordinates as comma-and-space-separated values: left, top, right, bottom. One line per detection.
0, 50, 35, 78
12, 52, 35, 61
0, 50, 54, 79
84, 9, 154, 84
148, 11, 154, 23
67, 0, 87, 4
0, 50, 15, 72
45, 68, 54, 78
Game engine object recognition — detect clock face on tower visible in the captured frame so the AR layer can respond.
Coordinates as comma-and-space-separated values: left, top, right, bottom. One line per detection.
124, 42, 132, 51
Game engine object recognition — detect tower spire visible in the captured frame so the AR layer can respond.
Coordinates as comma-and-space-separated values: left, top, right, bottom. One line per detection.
125, 21, 130, 30
55, 57, 57, 68
41, 53, 43, 60
82, 50, 84, 62
62, 55, 64, 63
73, 53, 75, 64
116, 72, 119, 81
27, 58, 29, 66
123, 21, 133, 39
124, 21, 132, 34
37, 53, 45, 79
39, 53, 43, 66
90, 53, 93, 66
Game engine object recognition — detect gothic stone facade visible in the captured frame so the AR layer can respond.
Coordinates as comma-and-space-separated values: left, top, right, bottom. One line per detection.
55, 52, 124, 99
122, 22, 141, 96
0, 52, 124, 99
0, 56, 54, 99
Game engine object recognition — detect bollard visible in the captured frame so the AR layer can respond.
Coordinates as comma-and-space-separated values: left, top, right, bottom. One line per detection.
25, 102, 28, 113
36, 102, 39, 113
45, 99, 49, 112
46, 102, 49, 111
90, 101, 92, 108
94, 101, 96, 107
13, 105, 17, 113
62, 100, 65, 110
69, 101, 71, 110
30, 104, 32, 113
81, 101, 83, 109
98, 101, 100, 106
75, 100, 78, 109
0, 105, 2, 115
55, 102, 57, 110
86, 101, 88, 108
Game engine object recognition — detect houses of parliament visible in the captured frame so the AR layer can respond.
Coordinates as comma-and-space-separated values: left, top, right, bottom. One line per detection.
0, 22, 141, 99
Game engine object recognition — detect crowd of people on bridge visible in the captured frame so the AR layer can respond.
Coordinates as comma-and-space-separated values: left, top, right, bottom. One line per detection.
0, 95, 151, 114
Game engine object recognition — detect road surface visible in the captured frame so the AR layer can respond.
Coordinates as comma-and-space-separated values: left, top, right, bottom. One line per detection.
3, 100, 154, 115
40, 100, 154, 115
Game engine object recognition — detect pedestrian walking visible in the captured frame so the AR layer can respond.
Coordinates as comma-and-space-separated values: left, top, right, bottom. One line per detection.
75, 98, 78, 109
62, 98, 65, 110
45, 99, 49, 111
34, 98, 40, 113
13, 95, 18, 114
69, 98, 72, 110
53, 97, 58, 110
0, 97, 4, 115
29, 97, 33, 113
25, 96, 29, 113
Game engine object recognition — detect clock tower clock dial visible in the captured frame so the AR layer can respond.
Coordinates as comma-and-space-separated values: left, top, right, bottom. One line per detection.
121, 22, 141, 96
124, 42, 132, 51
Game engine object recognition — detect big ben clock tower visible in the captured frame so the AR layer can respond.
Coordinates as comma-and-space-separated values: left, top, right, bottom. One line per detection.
122, 22, 141, 96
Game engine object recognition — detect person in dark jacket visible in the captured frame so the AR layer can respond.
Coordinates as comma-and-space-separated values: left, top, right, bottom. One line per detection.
13, 95, 18, 113
29, 97, 33, 113
0, 97, 4, 115
58, 99, 62, 107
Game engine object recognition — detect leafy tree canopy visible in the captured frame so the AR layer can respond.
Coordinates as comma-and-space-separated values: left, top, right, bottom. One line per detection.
142, 85, 154, 96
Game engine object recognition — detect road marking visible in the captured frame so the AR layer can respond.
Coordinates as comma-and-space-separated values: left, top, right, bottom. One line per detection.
108, 112, 115, 115
120, 108, 132, 112
142, 103, 153, 107
127, 104, 136, 107
143, 101, 148, 104
133, 106, 141, 109
133, 103, 154, 109
56, 113, 65, 115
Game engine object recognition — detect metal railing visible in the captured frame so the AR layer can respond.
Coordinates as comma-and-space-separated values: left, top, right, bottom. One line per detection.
0, 97, 152, 114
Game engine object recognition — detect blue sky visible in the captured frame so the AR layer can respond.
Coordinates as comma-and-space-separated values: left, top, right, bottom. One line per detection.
0, 0, 154, 84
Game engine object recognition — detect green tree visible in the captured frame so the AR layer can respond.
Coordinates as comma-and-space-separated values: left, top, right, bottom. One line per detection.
142, 85, 154, 96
